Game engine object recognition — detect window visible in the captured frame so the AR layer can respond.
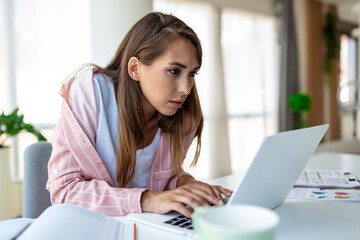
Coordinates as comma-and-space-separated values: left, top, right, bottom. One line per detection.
222, 8, 278, 173
339, 34, 358, 138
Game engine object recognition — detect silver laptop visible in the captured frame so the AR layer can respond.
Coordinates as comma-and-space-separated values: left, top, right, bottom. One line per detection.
127, 124, 329, 238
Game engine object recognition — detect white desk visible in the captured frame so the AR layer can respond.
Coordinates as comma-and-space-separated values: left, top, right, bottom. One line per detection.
116, 152, 360, 240
275, 152, 360, 239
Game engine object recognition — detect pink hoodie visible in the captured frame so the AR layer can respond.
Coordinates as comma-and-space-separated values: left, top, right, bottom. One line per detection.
46, 67, 195, 216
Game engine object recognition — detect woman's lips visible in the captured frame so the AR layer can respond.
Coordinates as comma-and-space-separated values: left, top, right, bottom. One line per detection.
169, 100, 183, 108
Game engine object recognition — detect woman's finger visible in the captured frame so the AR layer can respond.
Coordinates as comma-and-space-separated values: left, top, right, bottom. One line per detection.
179, 181, 234, 206
210, 186, 223, 201
184, 185, 221, 206
185, 181, 218, 199
218, 186, 233, 197
174, 189, 210, 208
198, 183, 233, 198
170, 202, 193, 218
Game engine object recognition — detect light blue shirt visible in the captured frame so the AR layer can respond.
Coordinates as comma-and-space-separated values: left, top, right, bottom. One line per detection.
93, 73, 160, 188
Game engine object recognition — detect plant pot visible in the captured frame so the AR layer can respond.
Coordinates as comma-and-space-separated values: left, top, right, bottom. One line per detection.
0, 147, 22, 220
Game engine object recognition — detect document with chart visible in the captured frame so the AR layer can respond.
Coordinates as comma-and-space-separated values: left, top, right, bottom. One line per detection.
288, 187, 360, 203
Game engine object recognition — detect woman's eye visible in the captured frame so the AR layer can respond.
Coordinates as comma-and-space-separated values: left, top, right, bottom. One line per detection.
168, 69, 180, 75
189, 72, 199, 78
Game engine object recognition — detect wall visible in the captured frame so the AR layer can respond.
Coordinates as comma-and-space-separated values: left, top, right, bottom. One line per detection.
0, 148, 22, 220
202, 0, 274, 16
89, 0, 153, 66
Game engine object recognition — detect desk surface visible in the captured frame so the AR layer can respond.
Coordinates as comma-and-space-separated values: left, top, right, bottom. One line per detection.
275, 152, 360, 240
306, 152, 360, 177
117, 152, 360, 240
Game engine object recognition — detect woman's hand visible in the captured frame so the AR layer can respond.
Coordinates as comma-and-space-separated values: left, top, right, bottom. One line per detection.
177, 175, 233, 205
140, 176, 233, 218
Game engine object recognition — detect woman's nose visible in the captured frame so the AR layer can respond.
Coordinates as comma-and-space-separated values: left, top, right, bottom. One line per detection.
178, 76, 193, 95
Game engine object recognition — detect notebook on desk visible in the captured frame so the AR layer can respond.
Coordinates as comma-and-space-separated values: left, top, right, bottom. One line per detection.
127, 124, 329, 238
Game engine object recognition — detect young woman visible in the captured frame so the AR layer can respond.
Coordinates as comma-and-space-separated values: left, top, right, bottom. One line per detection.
46, 12, 232, 218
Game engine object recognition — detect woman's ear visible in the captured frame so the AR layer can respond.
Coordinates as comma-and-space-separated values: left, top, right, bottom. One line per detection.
128, 56, 141, 81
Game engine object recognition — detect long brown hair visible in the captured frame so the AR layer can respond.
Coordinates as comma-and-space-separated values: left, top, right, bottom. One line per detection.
97, 12, 203, 187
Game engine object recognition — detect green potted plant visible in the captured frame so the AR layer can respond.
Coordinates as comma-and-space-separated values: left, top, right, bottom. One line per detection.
287, 93, 312, 129
0, 107, 47, 148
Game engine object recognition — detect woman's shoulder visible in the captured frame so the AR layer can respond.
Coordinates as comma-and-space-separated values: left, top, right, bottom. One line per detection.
60, 65, 113, 101
60, 66, 97, 98
92, 71, 114, 90
58, 66, 100, 147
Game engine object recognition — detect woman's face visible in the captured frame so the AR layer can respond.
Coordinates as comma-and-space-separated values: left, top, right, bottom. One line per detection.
136, 38, 200, 118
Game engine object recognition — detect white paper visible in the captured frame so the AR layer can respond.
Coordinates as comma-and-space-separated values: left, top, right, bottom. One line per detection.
0, 218, 34, 240
288, 188, 360, 203
294, 169, 360, 188
17, 204, 134, 240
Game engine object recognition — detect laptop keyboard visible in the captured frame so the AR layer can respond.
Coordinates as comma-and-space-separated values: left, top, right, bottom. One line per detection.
163, 197, 229, 231
164, 215, 194, 230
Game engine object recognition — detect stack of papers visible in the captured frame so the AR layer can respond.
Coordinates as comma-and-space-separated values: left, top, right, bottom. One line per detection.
294, 169, 360, 189
288, 169, 360, 202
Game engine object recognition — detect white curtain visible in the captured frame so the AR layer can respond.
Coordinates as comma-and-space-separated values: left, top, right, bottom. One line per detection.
221, 8, 279, 174
207, 6, 232, 178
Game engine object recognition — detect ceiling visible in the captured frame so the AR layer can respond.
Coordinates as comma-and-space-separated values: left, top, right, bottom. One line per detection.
321, 0, 359, 24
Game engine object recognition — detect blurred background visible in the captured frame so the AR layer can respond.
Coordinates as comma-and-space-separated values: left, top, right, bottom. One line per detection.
0, 0, 358, 219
